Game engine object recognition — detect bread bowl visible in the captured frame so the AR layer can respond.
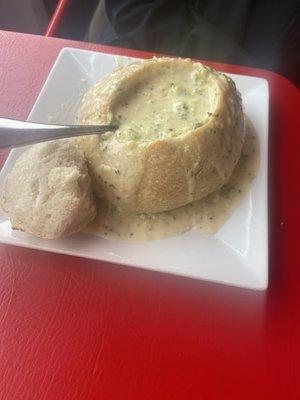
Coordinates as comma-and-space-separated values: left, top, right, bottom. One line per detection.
77, 57, 245, 214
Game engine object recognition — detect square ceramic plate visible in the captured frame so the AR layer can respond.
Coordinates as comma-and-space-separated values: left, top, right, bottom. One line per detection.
0, 48, 269, 290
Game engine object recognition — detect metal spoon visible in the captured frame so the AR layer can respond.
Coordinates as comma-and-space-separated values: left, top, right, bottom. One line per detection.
0, 117, 118, 149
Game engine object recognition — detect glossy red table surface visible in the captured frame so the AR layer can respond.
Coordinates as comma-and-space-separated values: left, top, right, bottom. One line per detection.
0, 30, 299, 400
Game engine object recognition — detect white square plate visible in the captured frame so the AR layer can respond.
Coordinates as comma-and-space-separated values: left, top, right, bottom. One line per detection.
0, 48, 269, 290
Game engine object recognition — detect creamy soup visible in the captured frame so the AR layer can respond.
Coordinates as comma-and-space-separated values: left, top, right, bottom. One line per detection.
113, 66, 217, 142
85, 120, 259, 240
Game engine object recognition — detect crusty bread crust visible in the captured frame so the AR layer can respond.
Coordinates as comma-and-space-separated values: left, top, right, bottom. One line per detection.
1, 140, 96, 239
77, 57, 245, 213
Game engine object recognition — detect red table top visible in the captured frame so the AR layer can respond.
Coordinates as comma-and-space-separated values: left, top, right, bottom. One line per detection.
0, 30, 299, 400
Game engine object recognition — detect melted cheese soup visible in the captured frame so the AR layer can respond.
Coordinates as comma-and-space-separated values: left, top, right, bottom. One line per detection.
113, 65, 217, 142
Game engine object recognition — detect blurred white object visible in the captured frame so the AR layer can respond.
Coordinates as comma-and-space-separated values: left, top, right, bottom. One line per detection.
86, 0, 108, 41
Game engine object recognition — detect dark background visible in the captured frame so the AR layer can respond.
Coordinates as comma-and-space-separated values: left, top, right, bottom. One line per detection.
0, 0, 299, 86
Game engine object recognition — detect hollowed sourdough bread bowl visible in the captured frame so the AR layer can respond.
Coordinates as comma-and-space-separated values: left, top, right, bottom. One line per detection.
77, 57, 245, 214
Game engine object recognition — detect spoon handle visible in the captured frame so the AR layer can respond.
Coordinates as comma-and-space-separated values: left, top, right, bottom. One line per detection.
0, 117, 117, 148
